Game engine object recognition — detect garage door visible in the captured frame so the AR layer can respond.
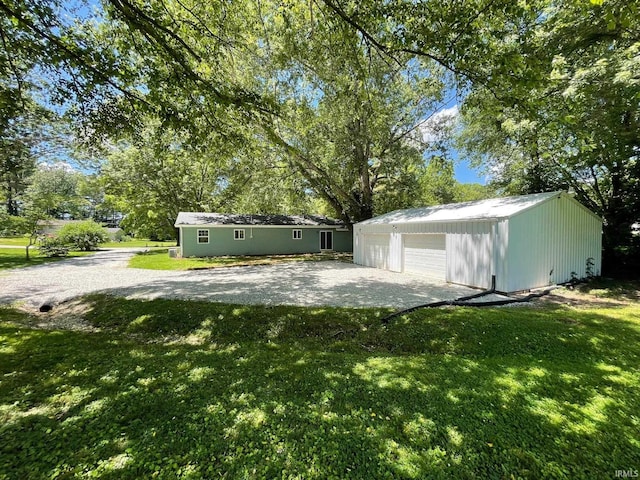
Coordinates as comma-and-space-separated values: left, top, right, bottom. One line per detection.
403, 234, 446, 280
361, 234, 390, 269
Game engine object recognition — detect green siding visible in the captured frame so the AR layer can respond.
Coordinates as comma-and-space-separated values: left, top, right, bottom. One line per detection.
181, 226, 352, 257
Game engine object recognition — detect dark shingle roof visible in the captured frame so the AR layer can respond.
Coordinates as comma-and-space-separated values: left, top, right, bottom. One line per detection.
175, 212, 347, 227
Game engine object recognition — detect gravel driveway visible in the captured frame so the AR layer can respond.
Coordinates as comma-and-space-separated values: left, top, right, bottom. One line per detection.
0, 248, 488, 309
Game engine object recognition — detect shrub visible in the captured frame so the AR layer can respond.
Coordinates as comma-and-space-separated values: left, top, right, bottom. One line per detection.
112, 229, 130, 242
0, 215, 29, 237
38, 235, 69, 257
57, 221, 108, 251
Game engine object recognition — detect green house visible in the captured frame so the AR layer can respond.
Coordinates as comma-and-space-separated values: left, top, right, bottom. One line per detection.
175, 212, 353, 257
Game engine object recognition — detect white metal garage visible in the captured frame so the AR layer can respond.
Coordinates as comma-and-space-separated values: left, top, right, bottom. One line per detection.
402, 234, 446, 280
361, 234, 390, 269
353, 191, 603, 292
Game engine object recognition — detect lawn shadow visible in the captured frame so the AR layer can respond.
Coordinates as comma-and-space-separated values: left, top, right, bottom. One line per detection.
1, 299, 639, 478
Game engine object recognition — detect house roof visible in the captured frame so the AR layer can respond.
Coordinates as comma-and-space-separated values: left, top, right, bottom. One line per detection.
175, 212, 347, 228
356, 191, 565, 226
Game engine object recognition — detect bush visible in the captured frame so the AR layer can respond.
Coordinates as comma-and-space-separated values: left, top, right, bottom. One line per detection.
57, 221, 108, 251
0, 215, 29, 237
38, 235, 69, 257
112, 229, 130, 242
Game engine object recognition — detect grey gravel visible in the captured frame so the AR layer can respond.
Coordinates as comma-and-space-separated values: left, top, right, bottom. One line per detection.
0, 248, 510, 309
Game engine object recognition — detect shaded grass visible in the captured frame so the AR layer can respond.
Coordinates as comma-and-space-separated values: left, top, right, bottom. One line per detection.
129, 248, 353, 270
1, 295, 639, 479
575, 278, 640, 303
0, 248, 93, 271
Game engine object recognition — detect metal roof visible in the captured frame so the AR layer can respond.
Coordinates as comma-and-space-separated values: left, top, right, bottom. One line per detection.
357, 191, 564, 225
175, 212, 347, 227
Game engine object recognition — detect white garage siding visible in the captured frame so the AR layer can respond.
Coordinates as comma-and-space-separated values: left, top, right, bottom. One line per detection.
504, 195, 602, 292
353, 192, 602, 292
402, 234, 446, 280
446, 222, 494, 289
360, 234, 391, 270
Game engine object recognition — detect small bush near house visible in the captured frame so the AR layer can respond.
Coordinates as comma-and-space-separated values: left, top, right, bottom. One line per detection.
57, 220, 108, 251
37, 235, 69, 257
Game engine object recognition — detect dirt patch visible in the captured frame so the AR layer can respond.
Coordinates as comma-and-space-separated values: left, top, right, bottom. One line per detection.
538, 281, 639, 309
15, 298, 99, 332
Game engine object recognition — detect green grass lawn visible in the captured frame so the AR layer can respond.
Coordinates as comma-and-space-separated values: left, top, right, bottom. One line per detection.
129, 248, 353, 270
101, 239, 176, 248
0, 247, 93, 270
0, 236, 30, 246
0, 237, 176, 249
1, 286, 639, 479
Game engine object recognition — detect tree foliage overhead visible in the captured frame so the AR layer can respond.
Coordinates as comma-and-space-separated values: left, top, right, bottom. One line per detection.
257, 2, 450, 223
314, 0, 639, 262
69, 0, 454, 225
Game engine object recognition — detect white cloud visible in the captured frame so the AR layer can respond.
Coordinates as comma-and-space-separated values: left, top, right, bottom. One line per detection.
38, 161, 77, 173
419, 105, 459, 143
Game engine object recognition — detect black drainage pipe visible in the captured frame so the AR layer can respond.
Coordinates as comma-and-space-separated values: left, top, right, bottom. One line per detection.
381, 277, 557, 325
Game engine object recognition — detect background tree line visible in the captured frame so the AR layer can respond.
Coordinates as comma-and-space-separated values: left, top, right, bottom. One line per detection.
0, 0, 637, 272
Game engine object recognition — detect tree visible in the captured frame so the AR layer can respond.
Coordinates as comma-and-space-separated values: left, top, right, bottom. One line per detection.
1, 0, 94, 217
77, 175, 121, 225
0, 100, 36, 215
455, 182, 493, 203
222, 144, 315, 216
419, 156, 492, 206
419, 157, 458, 206
254, 1, 450, 224
321, 0, 638, 262
21, 163, 88, 219
0, 89, 57, 216
65, 0, 451, 225
102, 120, 233, 242
455, 0, 640, 263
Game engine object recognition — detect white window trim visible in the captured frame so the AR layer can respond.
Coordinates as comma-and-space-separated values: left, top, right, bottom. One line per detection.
234, 229, 245, 240
292, 229, 302, 240
197, 229, 209, 244
320, 230, 334, 251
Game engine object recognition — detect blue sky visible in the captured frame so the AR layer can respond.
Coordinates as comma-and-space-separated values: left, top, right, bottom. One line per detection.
419, 101, 486, 185
455, 159, 484, 184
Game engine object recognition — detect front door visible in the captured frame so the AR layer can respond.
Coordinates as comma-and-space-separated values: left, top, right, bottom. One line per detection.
320, 231, 333, 251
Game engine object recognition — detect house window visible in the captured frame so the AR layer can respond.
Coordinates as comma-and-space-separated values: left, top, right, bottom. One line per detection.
292, 229, 302, 240
234, 229, 245, 240
197, 229, 209, 244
